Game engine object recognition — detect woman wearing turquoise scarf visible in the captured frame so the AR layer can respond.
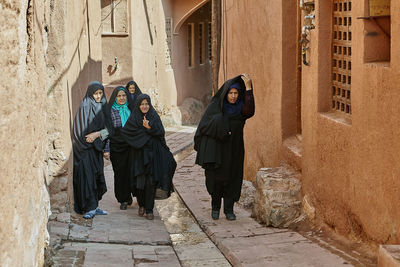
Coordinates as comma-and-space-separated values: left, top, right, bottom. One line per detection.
104, 86, 138, 210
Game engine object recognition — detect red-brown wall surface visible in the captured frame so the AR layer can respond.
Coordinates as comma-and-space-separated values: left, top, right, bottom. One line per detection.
221, 0, 400, 244
301, 0, 400, 243
219, 0, 299, 180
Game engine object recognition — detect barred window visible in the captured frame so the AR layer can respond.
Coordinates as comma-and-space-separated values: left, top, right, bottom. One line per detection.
332, 0, 352, 114
208, 22, 212, 61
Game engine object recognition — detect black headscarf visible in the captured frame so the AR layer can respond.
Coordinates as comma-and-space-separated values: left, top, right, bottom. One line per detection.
223, 83, 244, 115
121, 94, 165, 149
72, 81, 109, 156
125, 80, 143, 110
194, 75, 245, 167
121, 94, 176, 194
194, 76, 253, 201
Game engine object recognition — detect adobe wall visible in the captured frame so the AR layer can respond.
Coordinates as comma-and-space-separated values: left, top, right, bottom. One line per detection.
220, 0, 299, 180
301, 0, 400, 243
0, 1, 102, 265
129, 0, 181, 125
0, 1, 49, 265
101, 0, 133, 86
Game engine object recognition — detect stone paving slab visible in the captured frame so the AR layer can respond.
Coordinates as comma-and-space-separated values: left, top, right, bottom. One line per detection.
173, 151, 354, 267
50, 127, 198, 266
61, 243, 180, 267
156, 187, 231, 267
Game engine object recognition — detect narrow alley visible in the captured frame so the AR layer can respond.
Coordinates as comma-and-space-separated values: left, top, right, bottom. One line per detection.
48, 127, 375, 266
2, 1, 400, 266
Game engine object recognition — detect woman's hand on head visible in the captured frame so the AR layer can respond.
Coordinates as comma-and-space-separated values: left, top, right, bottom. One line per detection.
85, 131, 100, 143
241, 73, 252, 90
103, 152, 110, 160
143, 116, 151, 129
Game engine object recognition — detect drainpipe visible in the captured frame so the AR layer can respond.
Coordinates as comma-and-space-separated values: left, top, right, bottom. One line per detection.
211, 0, 221, 95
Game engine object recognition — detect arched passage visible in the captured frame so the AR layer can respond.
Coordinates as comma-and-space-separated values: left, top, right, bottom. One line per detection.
173, 0, 210, 34
170, 0, 212, 124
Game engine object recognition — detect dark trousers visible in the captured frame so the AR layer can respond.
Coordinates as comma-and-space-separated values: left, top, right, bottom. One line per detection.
136, 176, 156, 213
211, 181, 234, 214
212, 196, 234, 214
111, 150, 133, 204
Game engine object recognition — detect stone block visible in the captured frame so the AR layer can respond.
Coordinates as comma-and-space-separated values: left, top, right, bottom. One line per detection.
238, 180, 256, 210
49, 176, 68, 194
69, 224, 89, 241
56, 212, 71, 224
50, 192, 68, 212
252, 165, 302, 228
179, 97, 205, 125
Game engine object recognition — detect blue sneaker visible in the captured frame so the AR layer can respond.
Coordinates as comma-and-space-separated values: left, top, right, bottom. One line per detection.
95, 208, 108, 215
83, 209, 96, 219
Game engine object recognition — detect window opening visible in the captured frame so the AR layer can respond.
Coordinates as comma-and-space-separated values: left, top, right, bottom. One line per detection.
101, 0, 127, 34
199, 23, 205, 64
188, 23, 195, 67
332, 0, 352, 114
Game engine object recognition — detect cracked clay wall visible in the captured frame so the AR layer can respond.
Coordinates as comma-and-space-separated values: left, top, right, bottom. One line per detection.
0, 1, 102, 265
0, 1, 49, 265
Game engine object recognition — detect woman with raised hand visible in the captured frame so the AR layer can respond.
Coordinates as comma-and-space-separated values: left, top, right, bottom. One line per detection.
122, 94, 176, 220
72, 81, 110, 219
104, 86, 136, 210
194, 74, 255, 221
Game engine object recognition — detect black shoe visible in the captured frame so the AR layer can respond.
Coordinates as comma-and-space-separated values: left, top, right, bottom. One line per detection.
120, 202, 128, 210
225, 213, 236, 221
146, 213, 154, 220
211, 210, 220, 220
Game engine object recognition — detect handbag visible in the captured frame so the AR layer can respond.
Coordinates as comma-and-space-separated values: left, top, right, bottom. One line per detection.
155, 188, 169, 200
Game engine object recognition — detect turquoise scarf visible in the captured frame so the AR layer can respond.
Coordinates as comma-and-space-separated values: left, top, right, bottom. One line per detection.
112, 100, 131, 127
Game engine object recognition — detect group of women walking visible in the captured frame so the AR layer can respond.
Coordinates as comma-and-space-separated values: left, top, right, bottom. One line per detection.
72, 73, 254, 222
72, 80, 176, 220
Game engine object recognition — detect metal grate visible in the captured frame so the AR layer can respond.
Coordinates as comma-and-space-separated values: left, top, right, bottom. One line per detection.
332, 0, 352, 114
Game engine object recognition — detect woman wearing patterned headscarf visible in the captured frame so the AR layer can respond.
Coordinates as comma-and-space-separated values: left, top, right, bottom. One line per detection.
104, 86, 136, 210
194, 74, 255, 221
72, 81, 110, 219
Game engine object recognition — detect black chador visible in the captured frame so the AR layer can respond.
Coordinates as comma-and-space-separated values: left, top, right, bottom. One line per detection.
72, 81, 109, 215
105, 86, 136, 209
121, 94, 176, 217
125, 80, 142, 111
194, 75, 255, 219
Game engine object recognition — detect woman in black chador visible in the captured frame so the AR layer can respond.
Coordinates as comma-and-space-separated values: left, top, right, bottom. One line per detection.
122, 94, 176, 220
72, 81, 110, 219
194, 74, 255, 220
103, 86, 137, 210
125, 80, 142, 110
